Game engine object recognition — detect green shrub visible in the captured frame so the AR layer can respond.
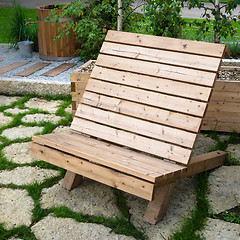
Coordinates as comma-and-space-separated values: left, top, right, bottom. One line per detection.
226, 42, 240, 58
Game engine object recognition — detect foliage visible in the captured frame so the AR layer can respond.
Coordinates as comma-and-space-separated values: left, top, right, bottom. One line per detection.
50, 0, 134, 62
143, 0, 185, 37
226, 41, 240, 58
8, 0, 38, 51
183, 0, 240, 43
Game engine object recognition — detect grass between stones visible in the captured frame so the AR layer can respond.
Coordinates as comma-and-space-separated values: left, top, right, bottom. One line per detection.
0, 94, 240, 240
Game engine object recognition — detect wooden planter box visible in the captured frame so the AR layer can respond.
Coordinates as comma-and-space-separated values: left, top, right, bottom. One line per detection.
71, 62, 240, 132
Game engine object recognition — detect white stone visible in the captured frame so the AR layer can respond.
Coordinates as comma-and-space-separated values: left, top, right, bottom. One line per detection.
4, 107, 29, 115
41, 179, 120, 218
207, 166, 240, 214
124, 176, 196, 240
0, 166, 60, 185
1, 125, 43, 140
227, 144, 240, 160
193, 134, 216, 156
0, 112, 12, 126
64, 105, 72, 114
0, 188, 34, 230
2, 142, 38, 164
201, 218, 240, 240
25, 98, 62, 113
52, 126, 70, 133
22, 113, 62, 124
31, 215, 134, 240
0, 96, 22, 106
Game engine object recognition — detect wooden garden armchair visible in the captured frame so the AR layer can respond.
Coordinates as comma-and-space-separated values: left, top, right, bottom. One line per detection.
30, 30, 227, 224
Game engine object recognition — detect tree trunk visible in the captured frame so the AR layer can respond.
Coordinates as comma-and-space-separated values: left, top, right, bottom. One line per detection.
214, 0, 221, 43
117, 0, 122, 31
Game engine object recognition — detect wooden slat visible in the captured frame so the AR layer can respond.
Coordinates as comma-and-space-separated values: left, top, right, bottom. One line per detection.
14, 62, 50, 76
81, 92, 202, 132
32, 132, 187, 182
96, 54, 216, 87
31, 142, 155, 200
207, 101, 240, 112
41, 63, 76, 77
0, 62, 28, 74
86, 79, 207, 117
105, 30, 226, 58
214, 81, 240, 93
101, 42, 221, 72
71, 117, 192, 165
211, 91, 240, 102
76, 104, 197, 148
91, 66, 211, 102
201, 120, 240, 132
204, 111, 240, 123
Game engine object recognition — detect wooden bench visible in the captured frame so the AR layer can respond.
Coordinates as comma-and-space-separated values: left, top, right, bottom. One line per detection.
30, 30, 227, 224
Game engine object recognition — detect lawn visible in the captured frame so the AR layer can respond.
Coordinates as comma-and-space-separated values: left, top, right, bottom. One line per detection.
0, 7, 37, 43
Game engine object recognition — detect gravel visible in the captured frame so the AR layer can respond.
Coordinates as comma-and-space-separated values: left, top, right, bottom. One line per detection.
0, 44, 84, 83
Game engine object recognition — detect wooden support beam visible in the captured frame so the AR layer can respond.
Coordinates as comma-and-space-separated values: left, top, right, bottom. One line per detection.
62, 170, 83, 190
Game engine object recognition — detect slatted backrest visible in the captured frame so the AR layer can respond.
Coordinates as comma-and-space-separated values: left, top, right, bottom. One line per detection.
71, 30, 226, 166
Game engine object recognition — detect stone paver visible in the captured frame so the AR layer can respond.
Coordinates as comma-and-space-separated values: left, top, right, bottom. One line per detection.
22, 113, 62, 124
227, 144, 240, 160
0, 188, 34, 230
0, 166, 60, 185
207, 166, 240, 214
193, 134, 216, 156
124, 176, 196, 240
0, 96, 22, 106
65, 105, 72, 114
25, 98, 62, 113
201, 218, 240, 240
1, 125, 43, 140
31, 215, 135, 240
41, 179, 120, 218
2, 142, 38, 164
52, 126, 70, 133
0, 112, 12, 126
4, 107, 29, 115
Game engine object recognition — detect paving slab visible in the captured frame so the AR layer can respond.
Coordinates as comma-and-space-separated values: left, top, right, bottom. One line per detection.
0, 166, 60, 185
0, 95, 22, 106
65, 105, 72, 114
1, 125, 44, 140
207, 166, 240, 214
4, 107, 29, 115
31, 215, 135, 240
2, 142, 38, 164
201, 218, 240, 240
22, 113, 62, 124
124, 176, 196, 240
193, 134, 216, 156
52, 126, 71, 133
227, 144, 240, 160
0, 188, 34, 230
0, 112, 12, 126
24, 98, 62, 113
40, 179, 121, 218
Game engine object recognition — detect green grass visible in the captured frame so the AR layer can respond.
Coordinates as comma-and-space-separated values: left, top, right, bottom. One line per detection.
0, 7, 36, 43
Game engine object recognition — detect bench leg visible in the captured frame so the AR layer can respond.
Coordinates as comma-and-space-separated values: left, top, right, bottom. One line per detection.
143, 182, 176, 224
61, 170, 83, 190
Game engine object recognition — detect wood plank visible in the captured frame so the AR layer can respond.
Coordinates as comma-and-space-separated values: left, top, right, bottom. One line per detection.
91, 66, 211, 102
30, 142, 155, 200
204, 111, 240, 122
76, 104, 197, 148
0, 62, 28, 74
71, 117, 192, 165
101, 42, 221, 72
105, 30, 226, 58
220, 66, 240, 71
207, 101, 240, 112
214, 81, 240, 93
82, 92, 202, 132
61, 170, 83, 190
32, 132, 187, 182
14, 62, 50, 76
201, 120, 240, 132
96, 54, 217, 87
86, 79, 207, 117
211, 90, 240, 102
41, 63, 76, 77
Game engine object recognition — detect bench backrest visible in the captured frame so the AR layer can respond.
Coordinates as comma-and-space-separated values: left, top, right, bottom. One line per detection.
71, 30, 226, 166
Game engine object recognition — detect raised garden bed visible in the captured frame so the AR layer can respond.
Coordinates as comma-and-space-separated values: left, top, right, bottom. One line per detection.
71, 60, 240, 132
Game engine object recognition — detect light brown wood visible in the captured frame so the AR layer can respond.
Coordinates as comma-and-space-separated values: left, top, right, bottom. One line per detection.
105, 30, 226, 58
14, 62, 50, 76
62, 170, 83, 190
214, 80, 240, 93
86, 79, 207, 117
211, 90, 240, 102
202, 120, 240, 132
207, 101, 240, 112
96, 54, 216, 87
101, 42, 221, 72
205, 111, 240, 122
30, 142, 155, 200
41, 63, 76, 77
0, 62, 28, 75
143, 182, 176, 224
220, 66, 240, 71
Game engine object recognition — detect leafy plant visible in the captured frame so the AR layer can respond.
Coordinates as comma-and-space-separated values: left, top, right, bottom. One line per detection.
143, 0, 185, 38
226, 42, 240, 58
49, 0, 134, 62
